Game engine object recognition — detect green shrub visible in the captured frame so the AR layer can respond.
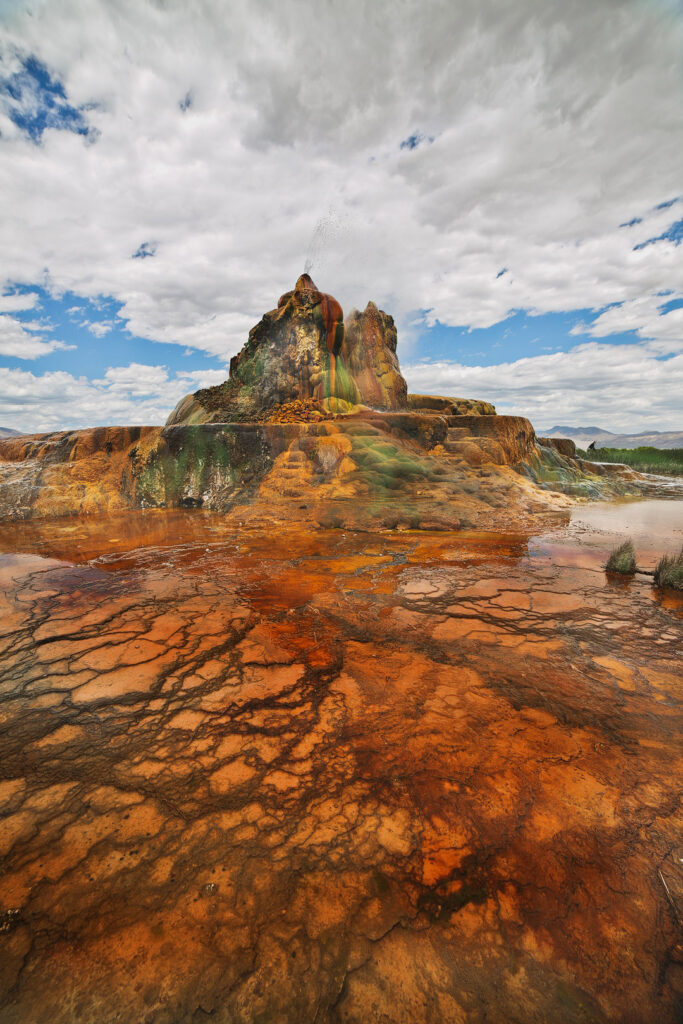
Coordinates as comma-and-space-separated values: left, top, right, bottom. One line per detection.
653, 547, 683, 590
577, 446, 683, 477
606, 539, 636, 574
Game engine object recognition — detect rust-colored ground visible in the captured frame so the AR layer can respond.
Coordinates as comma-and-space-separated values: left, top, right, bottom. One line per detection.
0, 507, 681, 1023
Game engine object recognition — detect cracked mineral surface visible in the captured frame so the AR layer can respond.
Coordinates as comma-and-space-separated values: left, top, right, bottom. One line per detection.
0, 503, 681, 1023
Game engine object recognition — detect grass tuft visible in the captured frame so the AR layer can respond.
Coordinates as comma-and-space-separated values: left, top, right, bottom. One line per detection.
653, 546, 683, 590
606, 539, 636, 575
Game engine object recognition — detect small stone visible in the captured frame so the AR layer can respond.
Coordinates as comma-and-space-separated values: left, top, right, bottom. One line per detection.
0, 908, 21, 933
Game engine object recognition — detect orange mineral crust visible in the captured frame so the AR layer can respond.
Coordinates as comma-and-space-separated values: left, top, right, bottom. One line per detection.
0, 510, 681, 1024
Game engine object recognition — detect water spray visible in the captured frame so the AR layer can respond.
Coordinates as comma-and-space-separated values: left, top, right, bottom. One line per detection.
303, 206, 345, 276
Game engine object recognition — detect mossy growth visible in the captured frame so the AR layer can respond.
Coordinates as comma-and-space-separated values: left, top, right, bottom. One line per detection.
349, 435, 438, 493
233, 346, 267, 389
653, 546, 683, 590
605, 539, 636, 575
136, 429, 240, 506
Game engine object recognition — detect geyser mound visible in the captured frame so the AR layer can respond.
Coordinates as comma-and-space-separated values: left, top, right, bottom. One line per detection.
167, 275, 407, 425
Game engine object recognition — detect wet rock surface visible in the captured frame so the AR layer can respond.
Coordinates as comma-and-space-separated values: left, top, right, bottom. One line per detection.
0, 507, 681, 1023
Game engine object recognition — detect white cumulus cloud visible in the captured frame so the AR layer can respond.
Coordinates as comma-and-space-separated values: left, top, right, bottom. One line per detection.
404, 343, 683, 433
0, 0, 681, 429
0, 313, 74, 359
0, 363, 226, 432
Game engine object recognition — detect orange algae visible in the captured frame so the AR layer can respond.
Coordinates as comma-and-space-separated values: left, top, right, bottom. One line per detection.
0, 509, 681, 1023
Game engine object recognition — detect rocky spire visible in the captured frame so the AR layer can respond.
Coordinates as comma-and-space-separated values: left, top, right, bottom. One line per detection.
167, 276, 409, 424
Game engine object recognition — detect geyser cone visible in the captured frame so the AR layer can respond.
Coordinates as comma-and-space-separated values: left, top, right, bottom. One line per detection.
166, 275, 408, 424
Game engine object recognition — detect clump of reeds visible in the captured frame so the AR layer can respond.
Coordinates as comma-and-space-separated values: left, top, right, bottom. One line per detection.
653, 546, 683, 590
605, 539, 636, 575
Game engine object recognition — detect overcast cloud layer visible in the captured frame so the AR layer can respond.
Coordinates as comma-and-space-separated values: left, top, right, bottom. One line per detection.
0, 0, 682, 432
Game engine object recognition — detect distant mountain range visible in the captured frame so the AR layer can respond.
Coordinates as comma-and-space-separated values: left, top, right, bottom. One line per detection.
540, 425, 683, 450
0, 427, 23, 439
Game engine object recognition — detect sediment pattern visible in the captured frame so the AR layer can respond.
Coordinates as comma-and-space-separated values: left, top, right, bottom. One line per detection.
0, 512, 681, 1022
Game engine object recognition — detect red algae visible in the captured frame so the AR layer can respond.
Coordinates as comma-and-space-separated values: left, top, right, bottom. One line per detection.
0, 508, 681, 1024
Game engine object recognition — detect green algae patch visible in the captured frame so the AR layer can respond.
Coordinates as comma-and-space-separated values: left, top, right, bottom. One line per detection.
522, 446, 604, 498
321, 350, 360, 407
348, 435, 439, 493
134, 426, 270, 509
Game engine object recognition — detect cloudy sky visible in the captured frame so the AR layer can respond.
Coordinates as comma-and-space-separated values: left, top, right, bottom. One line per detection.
0, 0, 682, 434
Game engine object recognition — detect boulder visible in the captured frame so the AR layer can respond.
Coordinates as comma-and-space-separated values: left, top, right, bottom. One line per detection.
451, 415, 536, 465
537, 436, 577, 459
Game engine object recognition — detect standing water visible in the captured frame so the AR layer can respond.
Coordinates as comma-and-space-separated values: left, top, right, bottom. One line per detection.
0, 501, 681, 1023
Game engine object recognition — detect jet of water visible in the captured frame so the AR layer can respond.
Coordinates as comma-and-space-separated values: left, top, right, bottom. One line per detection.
304, 207, 345, 275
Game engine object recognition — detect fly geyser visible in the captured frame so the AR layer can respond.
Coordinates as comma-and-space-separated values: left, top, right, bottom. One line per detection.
0, 275, 665, 526
167, 274, 408, 424
0, 275, 681, 1024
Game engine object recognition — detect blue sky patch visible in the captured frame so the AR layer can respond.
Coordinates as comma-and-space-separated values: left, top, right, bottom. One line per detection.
2, 285, 225, 378
0, 53, 94, 143
132, 242, 156, 259
399, 131, 434, 151
654, 197, 679, 211
413, 307, 642, 366
634, 216, 683, 250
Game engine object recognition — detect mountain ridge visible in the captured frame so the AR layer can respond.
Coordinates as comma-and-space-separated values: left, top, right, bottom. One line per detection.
539, 425, 683, 450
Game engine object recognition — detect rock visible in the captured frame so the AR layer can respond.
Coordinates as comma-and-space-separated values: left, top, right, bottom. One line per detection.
168, 277, 408, 426
0, 270, 660, 527
0, 427, 158, 519
165, 393, 211, 427
537, 436, 577, 459
0, 415, 663, 525
449, 415, 537, 465
169, 274, 356, 425
342, 302, 407, 410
